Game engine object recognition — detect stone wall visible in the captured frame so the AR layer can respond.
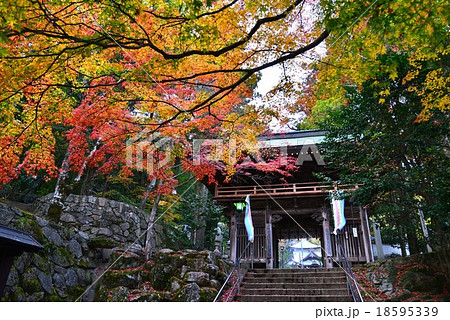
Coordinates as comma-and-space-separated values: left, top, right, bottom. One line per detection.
0, 194, 161, 301
1, 203, 97, 301
33, 194, 153, 249
1, 194, 228, 302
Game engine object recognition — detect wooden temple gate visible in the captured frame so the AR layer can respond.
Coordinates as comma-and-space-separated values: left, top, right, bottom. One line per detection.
211, 130, 374, 269
215, 183, 373, 268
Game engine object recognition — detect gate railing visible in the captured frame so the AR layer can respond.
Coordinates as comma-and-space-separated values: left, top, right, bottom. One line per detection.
213, 241, 251, 302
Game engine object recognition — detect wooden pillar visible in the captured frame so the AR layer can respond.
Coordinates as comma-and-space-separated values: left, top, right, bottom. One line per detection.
359, 206, 374, 262
230, 212, 237, 263
321, 207, 333, 268
265, 202, 273, 269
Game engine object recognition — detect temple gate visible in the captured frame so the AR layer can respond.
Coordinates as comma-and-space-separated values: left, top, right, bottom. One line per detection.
212, 130, 374, 268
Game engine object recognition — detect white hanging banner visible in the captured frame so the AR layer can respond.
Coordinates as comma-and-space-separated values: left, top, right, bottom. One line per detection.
244, 195, 254, 243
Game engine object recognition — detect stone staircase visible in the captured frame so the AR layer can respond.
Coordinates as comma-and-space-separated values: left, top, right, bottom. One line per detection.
234, 268, 353, 302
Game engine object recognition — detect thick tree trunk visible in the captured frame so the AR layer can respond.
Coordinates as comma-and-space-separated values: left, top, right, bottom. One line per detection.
193, 183, 209, 249
144, 180, 161, 260
79, 167, 95, 195
406, 225, 420, 255
398, 224, 407, 257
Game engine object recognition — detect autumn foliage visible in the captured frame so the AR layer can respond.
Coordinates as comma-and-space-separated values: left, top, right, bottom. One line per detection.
0, 0, 447, 191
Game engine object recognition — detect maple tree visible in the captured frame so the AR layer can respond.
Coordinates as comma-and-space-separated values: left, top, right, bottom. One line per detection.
0, 0, 330, 188
1, 0, 446, 193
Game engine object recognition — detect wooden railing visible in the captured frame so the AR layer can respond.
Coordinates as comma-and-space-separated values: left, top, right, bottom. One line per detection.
214, 182, 358, 199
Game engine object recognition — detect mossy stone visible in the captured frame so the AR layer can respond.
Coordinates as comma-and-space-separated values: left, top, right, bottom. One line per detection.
88, 237, 119, 249
199, 288, 218, 302
47, 203, 63, 221
109, 251, 142, 269
184, 252, 209, 260
77, 256, 96, 268
47, 294, 65, 302
94, 288, 110, 302
167, 254, 187, 268
129, 291, 165, 302
9, 286, 26, 302
399, 271, 440, 292
185, 257, 207, 271
33, 253, 50, 273
149, 264, 177, 291
391, 290, 413, 301
50, 246, 74, 267
15, 216, 45, 243
22, 276, 41, 293
151, 252, 171, 263
106, 286, 130, 302
102, 268, 142, 288
173, 283, 200, 302
66, 286, 85, 301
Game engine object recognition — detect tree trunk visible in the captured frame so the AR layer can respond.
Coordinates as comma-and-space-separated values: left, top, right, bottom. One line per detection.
79, 167, 94, 195
74, 138, 101, 182
398, 224, 407, 257
140, 178, 157, 210
52, 148, 70, 204
418, 207, 433, 252
432, 216, 450, 283
193, 183, 209, 249
406, 224, 420, 255
144, 180, 161, 260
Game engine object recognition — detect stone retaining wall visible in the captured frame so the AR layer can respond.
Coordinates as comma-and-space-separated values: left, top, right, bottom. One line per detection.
1, 203, 97, 301
33, 194, 153, 249
0, 194, 160, 301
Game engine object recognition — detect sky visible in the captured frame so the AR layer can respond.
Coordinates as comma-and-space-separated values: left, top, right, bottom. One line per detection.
254, 65, 307, 132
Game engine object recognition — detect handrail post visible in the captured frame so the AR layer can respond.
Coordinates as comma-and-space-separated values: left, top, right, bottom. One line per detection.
251, 242, 254, 270
237, 260, 241, 294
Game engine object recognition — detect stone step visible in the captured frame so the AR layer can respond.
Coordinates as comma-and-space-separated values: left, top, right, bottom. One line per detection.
241, 282, 348, 289
240, 288, 349, 296
249, 268, 339, 273
246, 271, 345, 278
234, 294, 353, 302
236, 268, 353, 302
243, 276, 347, 284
